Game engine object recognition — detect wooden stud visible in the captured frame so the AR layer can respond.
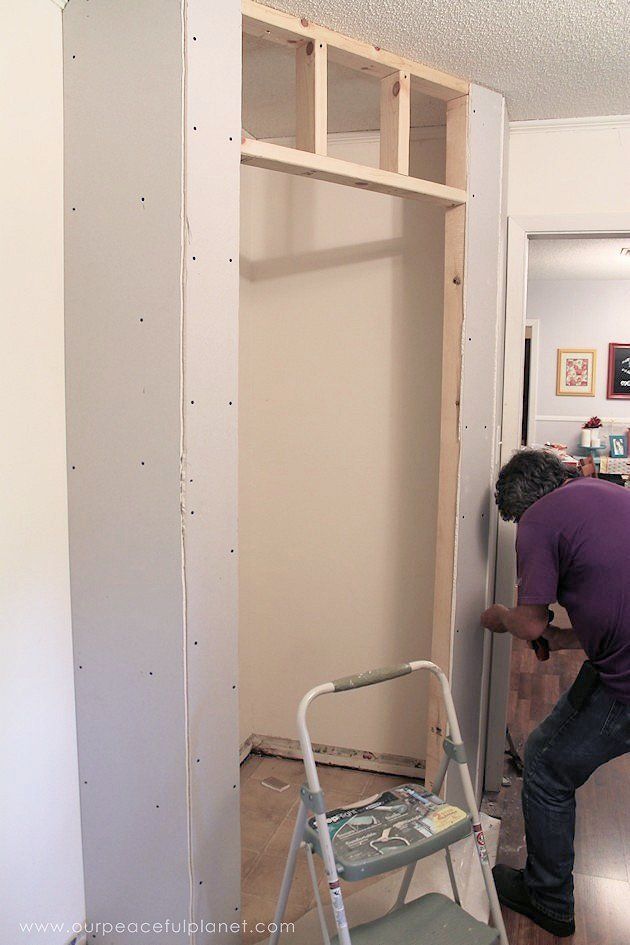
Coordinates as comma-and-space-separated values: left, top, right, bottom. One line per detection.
296, 40, 327, 155
241, 137, 467, 207
242, 0, 468, 101
380, 71, 410, 174
426, 94, 469, 792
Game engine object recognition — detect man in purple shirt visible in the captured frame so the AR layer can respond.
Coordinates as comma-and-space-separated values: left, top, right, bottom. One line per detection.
481, 449, 630, 938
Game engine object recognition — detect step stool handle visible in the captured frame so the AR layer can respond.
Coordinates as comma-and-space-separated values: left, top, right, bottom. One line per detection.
332, 663, 412, 691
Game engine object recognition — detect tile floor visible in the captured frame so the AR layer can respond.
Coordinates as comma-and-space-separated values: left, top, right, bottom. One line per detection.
240, 753, 408, 943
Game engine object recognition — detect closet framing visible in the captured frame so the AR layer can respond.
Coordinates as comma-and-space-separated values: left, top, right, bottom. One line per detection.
242, 0, 470, 788
64, 1, 506, 937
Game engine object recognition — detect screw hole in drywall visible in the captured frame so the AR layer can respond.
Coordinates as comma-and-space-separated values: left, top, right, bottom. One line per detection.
229, 401, 233, 405
193, 126, 197, 131
156, 804, 159, 808
193, 36, 197, 41
149, 671, 153, 676
72, 465, 76, 470
196, 758, 200, 763
141, 197, 145, 202
199, 881, 203, 886
194, 641, 198, 646
190, 400, 195, 404
72, 207, 76, 212
79, 665, 83, 669
229, 136, 233, 141
230, 549, 234, 553
190, 510, 194, 515
229, 258, 233, 262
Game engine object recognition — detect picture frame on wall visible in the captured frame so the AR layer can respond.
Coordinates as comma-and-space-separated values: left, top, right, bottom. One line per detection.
556, 348, 597, 397
606, 342, 630, 399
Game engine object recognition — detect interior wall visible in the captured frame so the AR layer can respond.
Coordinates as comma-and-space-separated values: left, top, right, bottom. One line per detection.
527, 278, 630, 449
0, 1, 85, 941
509, 117, 630, 216
64, 1, 191, 937
239, 133, 445, 763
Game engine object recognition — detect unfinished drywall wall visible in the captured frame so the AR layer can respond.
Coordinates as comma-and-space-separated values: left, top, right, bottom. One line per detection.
1, 3, 85, 941
184, 0, 242, 931
64, 0, 190, 936
65, 2, 242, 938
239, 132, 446, 764
447, 85, 508, 802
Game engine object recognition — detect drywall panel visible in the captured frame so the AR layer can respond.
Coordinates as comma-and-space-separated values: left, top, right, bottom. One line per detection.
239, 133, 445, 764
184, 1, 242, 936
64, 1, 190, 938
0, 2, 85, 941
448, 86, 508, 803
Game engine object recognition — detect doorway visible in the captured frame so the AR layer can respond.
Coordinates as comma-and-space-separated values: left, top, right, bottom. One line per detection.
486, 215, 630, 793
484, 219, 630, 943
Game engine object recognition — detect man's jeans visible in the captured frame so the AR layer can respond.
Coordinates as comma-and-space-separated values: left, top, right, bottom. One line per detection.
522, 670, 630, 922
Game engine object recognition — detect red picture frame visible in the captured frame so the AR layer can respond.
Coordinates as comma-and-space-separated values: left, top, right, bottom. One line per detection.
607, 342, 630, 399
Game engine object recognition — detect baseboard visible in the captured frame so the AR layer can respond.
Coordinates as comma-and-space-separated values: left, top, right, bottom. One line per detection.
242, 733, 425, 781
239, 734, 256, 764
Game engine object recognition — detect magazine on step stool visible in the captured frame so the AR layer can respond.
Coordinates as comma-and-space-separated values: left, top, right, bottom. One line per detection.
308, 783, 468, 865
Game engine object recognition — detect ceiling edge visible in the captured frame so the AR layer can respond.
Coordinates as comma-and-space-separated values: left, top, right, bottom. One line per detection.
49, 0, 69, 8
511, 114, 630, 134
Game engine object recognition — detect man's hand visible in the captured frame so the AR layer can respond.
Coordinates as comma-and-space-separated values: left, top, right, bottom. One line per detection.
481, 603, 550, 641
481, 604, 510, 633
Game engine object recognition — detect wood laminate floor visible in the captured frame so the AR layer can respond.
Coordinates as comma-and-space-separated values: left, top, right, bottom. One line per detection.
492, 638, 630, 945
240, 755, 408, 943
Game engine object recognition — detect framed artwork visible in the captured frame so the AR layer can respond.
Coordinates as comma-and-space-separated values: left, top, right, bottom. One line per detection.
606, 342, 630, 399
609, 434, 628, 458
556, 348, 597, 396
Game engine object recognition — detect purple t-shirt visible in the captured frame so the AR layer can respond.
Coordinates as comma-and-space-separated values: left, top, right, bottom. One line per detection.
516, 477, 630, 703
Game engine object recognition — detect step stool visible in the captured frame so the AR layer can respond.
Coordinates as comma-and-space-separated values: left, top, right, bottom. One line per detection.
268, 660, 508, 945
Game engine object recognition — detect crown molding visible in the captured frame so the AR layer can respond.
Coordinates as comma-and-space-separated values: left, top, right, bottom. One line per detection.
510, 114, 630, 135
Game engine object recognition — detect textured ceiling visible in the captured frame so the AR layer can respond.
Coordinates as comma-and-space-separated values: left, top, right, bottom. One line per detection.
244, 0, 629, 135
528, 237, 630, 281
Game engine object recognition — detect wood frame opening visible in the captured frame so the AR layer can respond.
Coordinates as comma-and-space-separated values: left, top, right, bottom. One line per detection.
241, 0, 468, 207
241, 0, 470, 789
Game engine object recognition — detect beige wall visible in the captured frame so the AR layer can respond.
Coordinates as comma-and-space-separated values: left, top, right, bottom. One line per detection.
239, 134, 445, 761
509, 118, 630, 215
0, 1, 85, 940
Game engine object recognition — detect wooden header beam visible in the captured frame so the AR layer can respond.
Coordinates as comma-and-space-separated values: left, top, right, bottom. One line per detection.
243, 0, 468, 101
241, 137, 467, 207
